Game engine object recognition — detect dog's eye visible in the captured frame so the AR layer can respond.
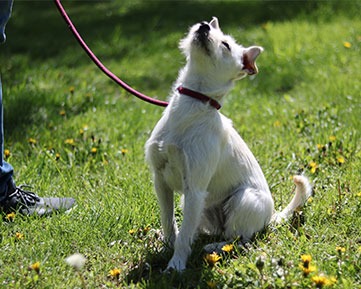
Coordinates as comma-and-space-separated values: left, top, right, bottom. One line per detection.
221, 41, 231, 51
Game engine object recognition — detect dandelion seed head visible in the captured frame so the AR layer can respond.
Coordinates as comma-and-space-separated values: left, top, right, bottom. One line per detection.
65, 253, 86, 270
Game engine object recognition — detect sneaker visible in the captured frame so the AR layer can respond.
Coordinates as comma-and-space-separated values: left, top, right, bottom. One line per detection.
1, 180, 75, 216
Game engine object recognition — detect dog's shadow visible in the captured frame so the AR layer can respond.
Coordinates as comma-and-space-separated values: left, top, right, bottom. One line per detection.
124, 211, 308, 288
124, 234, 227, 288
123, 232, 256, 289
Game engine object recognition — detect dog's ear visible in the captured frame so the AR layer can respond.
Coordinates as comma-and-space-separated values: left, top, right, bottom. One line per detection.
242, 46, 264, 75
209, 17, 219, 29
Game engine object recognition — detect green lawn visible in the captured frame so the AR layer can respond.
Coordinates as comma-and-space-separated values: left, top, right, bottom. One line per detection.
0, 1, 360, 288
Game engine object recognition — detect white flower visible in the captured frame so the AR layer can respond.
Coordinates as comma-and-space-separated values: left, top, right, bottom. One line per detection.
65, 253, 86, 270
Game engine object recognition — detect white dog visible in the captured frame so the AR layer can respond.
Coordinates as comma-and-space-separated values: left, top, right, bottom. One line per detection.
145, 17, 312, 272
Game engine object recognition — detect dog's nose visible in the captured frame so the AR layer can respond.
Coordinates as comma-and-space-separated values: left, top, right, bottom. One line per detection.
197, 22, 210, 35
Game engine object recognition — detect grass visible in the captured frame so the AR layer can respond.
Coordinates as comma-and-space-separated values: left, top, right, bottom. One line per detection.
0, 0, 360, 288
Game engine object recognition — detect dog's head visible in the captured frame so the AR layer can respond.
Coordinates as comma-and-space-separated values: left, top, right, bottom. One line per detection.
180, 17, 263, 83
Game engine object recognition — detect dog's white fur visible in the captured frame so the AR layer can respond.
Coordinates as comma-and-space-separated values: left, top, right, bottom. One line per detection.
145, 17, 312, 271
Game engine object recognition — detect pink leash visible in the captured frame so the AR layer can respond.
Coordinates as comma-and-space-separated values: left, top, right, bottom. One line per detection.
54, 0, 168, 107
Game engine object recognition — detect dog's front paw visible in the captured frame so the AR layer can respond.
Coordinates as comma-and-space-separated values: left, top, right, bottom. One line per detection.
165, 256, 186, 272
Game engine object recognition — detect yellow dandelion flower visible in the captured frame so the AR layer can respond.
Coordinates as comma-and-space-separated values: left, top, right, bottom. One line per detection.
343, 41, 352, 48
337, 156, 345, 164
357, 192, 361, 197
204, 252, 221, 266
143, 226, 151, 233
91, 147, 97, 154
221, 243, 234, 253
307, 196, 313, 204
327, 207, 336, 215
309, 161, 318, 174
28, 138, 37, 145
317, 144, 324, 150
109, 268, 121, 278
15, 232, 24, 240
301, 254, 312, 263
55, 153, 60, 160
69, 86, 75, 93
59, 109, 66, 116
207, 280, 217, 288
65, 138, 75, 145
273, 120, 281, 127
79, 128, 84, 135
4, 149, 10, 158
311, 275, 328, 287
327, 276, 337, 285
261, 22, 268, 30
29, 261, 40, 274
121, 148, 128, 155
309, 161, 317, 168
128, 229, 136, 235
336, 246, 346, 253
5, 212, 16, 221
300, 264, 317, 276
329, 135, 336, 142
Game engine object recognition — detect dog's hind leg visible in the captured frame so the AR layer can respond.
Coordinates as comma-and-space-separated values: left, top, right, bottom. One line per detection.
223, 187, 274, 243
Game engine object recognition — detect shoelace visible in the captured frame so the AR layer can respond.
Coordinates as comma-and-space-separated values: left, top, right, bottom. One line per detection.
8, 185, 41, 206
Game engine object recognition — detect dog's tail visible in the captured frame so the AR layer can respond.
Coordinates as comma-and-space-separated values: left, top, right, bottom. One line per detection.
271, 175, 313, 224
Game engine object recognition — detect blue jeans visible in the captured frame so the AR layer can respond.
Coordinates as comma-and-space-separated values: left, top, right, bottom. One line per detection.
0, 0, 14, 201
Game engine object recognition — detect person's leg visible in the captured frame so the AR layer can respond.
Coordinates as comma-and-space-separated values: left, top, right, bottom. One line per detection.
0, 1, 76, 215
0, 77, 14, 203
0, 0, 13, 44
0, 77, 76, 215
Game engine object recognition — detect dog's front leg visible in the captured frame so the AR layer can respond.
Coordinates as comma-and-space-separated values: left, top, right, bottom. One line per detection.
154, 174, 178, 247
166, 190, 206, 271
